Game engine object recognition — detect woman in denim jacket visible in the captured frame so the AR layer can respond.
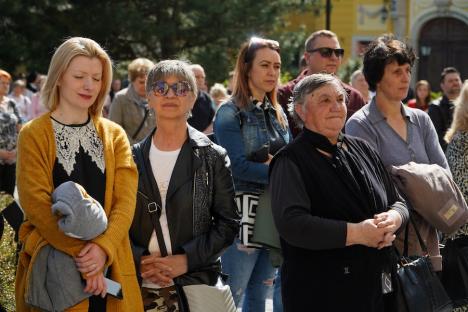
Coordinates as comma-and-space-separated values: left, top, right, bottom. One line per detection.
214, 37, 291, 312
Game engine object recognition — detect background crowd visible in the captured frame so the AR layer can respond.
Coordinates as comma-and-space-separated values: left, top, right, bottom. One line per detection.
0, 26, 467, 312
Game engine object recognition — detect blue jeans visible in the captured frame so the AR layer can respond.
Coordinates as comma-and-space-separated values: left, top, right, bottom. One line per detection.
221, 239, 278, 312
273, 269, 283, 312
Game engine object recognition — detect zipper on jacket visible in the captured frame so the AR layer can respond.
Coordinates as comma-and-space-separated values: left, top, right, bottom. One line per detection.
192, 170, 196, 235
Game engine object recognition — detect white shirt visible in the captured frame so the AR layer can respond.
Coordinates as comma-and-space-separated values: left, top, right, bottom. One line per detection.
142, 142, 181, 289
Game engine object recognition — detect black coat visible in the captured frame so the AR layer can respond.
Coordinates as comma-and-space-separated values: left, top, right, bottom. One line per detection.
270, 129, 407, 312
130, 126, 239, 286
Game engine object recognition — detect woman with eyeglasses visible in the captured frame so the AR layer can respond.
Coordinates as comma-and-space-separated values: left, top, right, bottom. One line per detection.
214, 37, 292, 311
129, 60, 239, 311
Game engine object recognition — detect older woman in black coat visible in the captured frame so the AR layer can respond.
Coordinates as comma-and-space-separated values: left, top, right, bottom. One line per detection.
269, 74, 408, 311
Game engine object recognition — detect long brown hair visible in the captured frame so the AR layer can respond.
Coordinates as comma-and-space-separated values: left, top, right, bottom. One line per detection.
232, 37, 287, 128
415, 80, 431, 111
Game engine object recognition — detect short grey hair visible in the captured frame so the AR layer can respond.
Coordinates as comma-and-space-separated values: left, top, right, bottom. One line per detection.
349, 69, 363, 85
146, 60, 198, 96
288, 73, 346, 129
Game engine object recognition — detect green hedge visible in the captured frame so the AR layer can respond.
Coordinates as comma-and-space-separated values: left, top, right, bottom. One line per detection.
0, 222, 16, 312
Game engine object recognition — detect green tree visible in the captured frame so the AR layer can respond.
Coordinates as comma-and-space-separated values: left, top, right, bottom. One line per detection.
0, 0, 308, 84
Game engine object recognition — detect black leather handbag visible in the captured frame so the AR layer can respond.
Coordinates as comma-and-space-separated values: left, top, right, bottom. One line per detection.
396, 216, 453, 312
441, 235, 468, 307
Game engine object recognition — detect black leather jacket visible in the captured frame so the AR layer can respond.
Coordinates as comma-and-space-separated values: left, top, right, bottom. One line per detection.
130, 126, 239, 286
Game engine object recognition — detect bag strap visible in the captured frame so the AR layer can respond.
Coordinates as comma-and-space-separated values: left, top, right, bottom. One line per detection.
132, 106, 149, 141
148, 203, 168, 257
403, 213, 428, 257
133, 143, 168, 257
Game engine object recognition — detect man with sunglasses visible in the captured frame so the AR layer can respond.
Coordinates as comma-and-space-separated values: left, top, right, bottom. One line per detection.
278, 30, 365, 137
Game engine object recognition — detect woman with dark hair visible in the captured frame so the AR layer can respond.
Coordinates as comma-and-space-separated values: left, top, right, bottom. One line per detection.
214, 37, 292, 311
407, 80, 431, 112
346, 34, 448, 272
130, 60, 239, 311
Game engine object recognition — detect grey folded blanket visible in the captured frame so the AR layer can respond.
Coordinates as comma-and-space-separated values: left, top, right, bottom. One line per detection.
26, 181, 108, 311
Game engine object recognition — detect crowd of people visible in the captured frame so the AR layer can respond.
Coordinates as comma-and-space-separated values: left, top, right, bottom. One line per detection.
0, 28, 466, 312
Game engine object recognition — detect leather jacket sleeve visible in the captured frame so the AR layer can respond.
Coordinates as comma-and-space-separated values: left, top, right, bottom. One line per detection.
181, 149, 240, 271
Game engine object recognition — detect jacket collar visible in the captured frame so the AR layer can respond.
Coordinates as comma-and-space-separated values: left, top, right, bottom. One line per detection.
137, 125, 209, 201
244, 96, 276, 113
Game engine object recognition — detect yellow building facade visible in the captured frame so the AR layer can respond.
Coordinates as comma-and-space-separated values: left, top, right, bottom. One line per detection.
285, 0, 468, 90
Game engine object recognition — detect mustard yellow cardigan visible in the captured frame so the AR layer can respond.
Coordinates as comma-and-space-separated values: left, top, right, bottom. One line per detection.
15, 113, 143, 312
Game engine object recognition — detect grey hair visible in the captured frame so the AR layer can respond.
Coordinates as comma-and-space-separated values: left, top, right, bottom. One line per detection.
145, 60, 198, 96
288, 73, 347, 129
349, 69, 363, 85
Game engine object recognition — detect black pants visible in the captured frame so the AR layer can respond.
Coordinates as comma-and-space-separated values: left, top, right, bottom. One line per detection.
0, 162, 16, 195
0, 163, 23, 241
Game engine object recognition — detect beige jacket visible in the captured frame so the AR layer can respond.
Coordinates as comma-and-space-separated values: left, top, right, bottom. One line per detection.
108, 84, 155, 144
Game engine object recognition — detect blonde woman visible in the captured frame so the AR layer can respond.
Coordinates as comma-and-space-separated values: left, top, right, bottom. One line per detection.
15, 37, 142, 311
445, 79, 468, 233
443, 80, 468, 311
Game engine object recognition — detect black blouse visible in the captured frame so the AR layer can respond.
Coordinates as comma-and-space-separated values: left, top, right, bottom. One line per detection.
51, 116, 106, 207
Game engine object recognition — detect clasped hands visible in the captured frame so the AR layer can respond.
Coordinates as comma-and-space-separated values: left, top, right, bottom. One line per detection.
140, 253, 188, 287
347, 210, 402, 249
74, 242, 108, 297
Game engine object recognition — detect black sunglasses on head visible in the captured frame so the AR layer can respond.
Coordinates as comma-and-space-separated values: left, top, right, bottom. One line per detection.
307, 47, 345, 58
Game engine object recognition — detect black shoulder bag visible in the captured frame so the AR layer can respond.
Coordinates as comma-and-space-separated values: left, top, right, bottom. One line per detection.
395, 216, 453, 312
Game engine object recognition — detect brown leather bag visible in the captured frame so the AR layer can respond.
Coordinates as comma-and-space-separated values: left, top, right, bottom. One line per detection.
390, 162, 468, 235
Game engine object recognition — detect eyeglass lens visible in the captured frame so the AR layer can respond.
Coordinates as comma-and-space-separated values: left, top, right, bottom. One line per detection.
153, 81, 191, 96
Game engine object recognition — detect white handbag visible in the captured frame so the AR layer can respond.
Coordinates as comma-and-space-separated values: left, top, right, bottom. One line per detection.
181, 284, 236, 312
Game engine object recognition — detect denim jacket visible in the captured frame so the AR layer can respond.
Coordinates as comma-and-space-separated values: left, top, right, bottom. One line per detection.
214, 97, 291, 193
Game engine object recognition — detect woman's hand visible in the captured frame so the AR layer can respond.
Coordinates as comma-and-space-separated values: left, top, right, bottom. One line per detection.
374, 210, 402, 235
75, 242, 107, 277
264, 154, 274, 165
346, 219, 388, 248
140, 253, 173, 286
141, 253, 188, 285
0, 149, 15, 162
84, 271, 107, 297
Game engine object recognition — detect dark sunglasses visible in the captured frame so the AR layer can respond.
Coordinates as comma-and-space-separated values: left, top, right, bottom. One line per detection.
151, 81, 192, 97
307, 47, 345, 58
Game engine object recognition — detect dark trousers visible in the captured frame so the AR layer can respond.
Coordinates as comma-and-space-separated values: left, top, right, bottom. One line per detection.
0, 162, 23, 241
0, 162, 16, 195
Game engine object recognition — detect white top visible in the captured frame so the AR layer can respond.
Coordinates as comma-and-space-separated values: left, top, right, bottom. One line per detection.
142, 142, 181, 289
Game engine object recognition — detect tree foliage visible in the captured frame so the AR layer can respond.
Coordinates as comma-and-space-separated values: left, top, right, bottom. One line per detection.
0, 0, 309, 83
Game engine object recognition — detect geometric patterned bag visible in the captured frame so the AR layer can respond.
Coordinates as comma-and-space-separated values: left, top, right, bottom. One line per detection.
234, 192, 262, 248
